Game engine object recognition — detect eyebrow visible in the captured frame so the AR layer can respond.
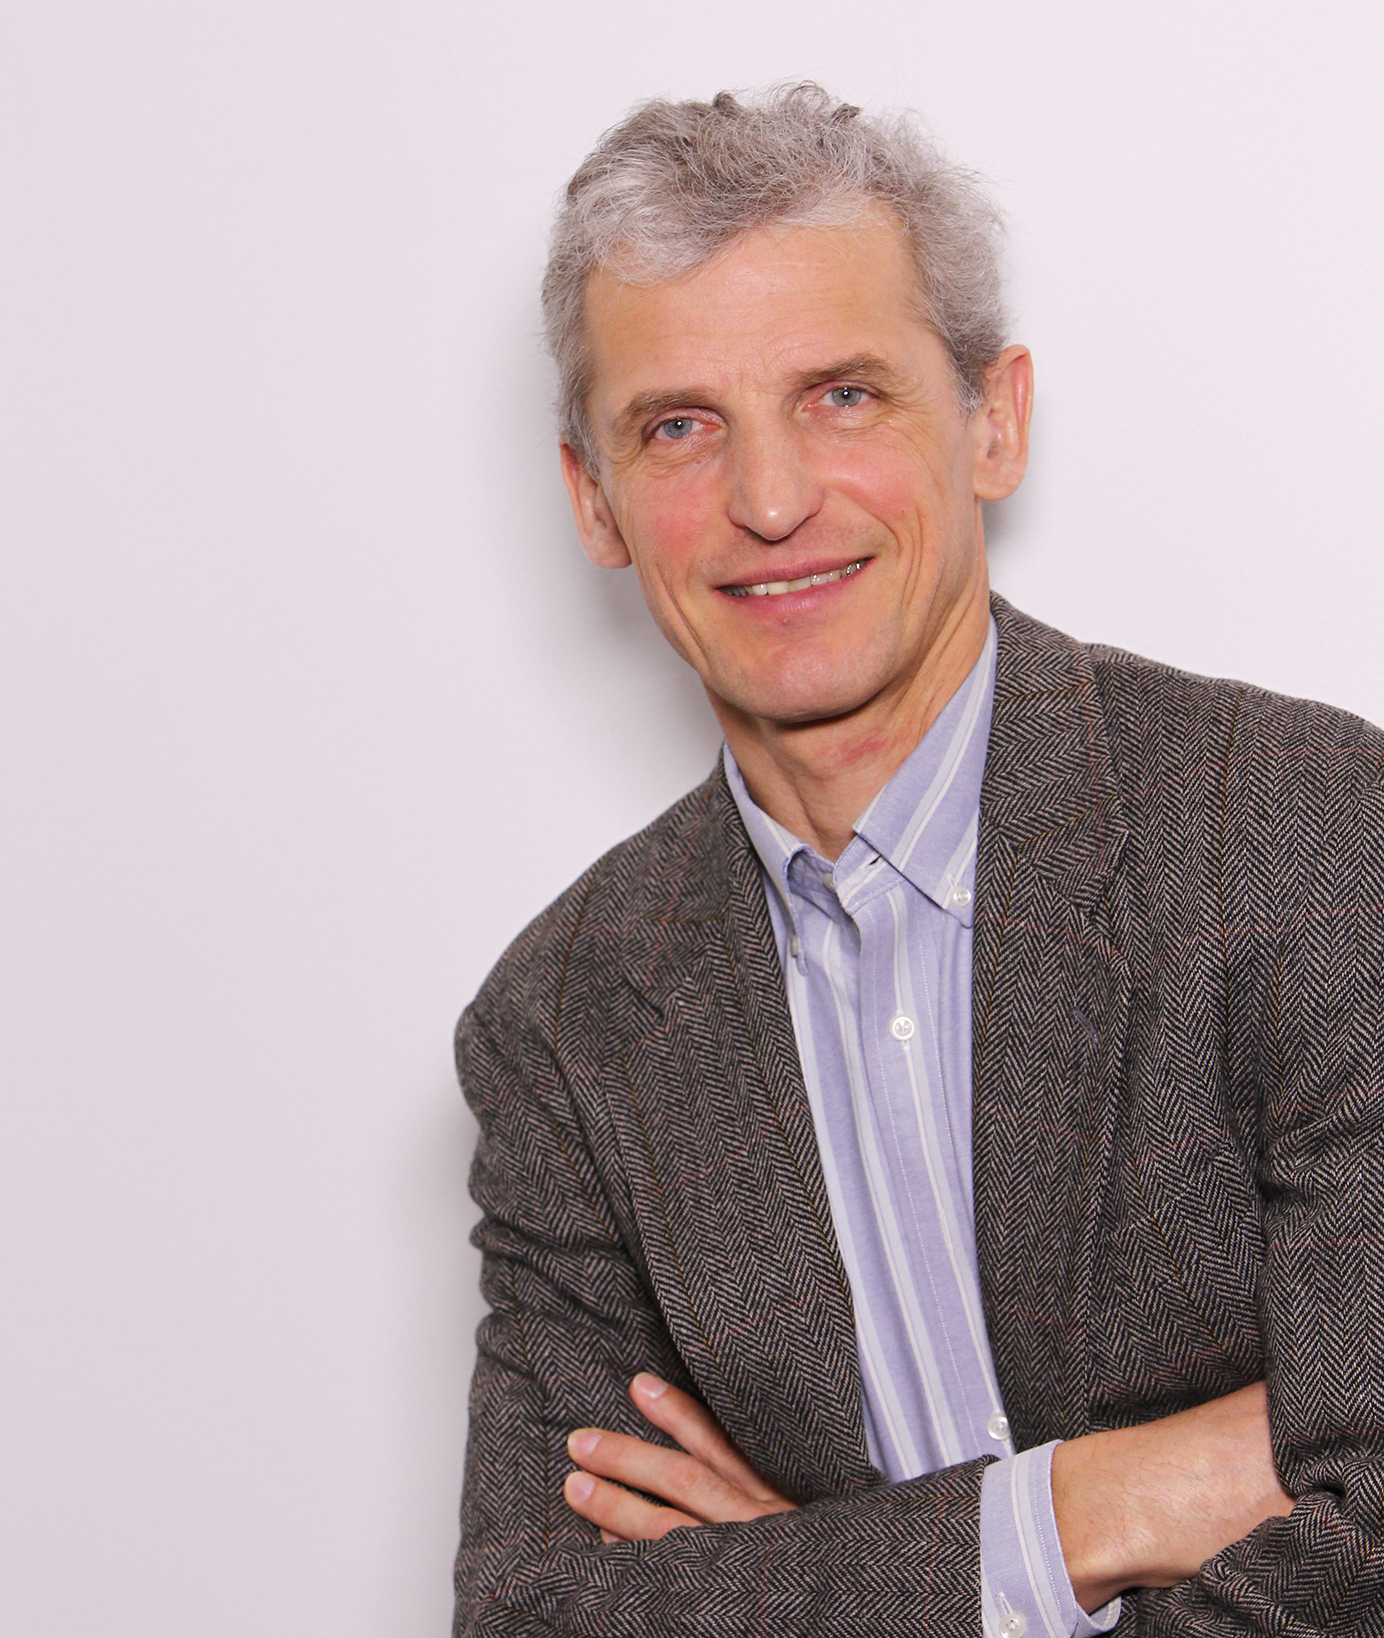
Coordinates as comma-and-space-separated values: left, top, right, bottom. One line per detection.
613, 389, 711, 440
789, 353, 905, 393
611, 354, 907, 440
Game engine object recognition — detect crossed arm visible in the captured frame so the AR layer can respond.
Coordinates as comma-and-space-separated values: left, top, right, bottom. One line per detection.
457, 1026, 1322, 1637
563, 1372, 1292, 1614
456, 983, 1384, 1637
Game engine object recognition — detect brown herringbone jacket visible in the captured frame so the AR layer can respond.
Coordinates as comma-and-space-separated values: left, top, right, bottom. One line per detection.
454, 596, 1384, 1635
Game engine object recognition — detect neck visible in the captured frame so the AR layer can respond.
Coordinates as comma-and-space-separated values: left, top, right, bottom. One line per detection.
713, 581, 990, 861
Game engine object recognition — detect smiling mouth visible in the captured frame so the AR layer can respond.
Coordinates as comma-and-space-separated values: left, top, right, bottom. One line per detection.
722, 559, 867, 598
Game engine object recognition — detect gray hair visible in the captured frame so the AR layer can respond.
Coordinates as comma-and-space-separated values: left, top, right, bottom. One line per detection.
543, 83, 1009, 472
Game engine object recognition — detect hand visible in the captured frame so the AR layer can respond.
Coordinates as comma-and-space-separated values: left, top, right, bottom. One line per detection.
564, 1373, 797, 1543
1052, 1381, 1295, 1611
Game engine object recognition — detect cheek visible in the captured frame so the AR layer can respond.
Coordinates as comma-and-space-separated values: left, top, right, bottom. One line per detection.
620, 471, 724, 592
823, 436, 953, 533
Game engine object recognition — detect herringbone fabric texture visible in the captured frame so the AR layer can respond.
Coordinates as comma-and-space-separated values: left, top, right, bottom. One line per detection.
454, 596, 1384, 1635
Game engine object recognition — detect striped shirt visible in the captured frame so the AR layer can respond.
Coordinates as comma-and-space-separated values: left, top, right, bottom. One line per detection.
724, 619, 1118, 1638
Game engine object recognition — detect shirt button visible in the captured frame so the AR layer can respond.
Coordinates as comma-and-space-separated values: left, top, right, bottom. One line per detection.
999, 1614, 1026, 1638
951, 885, 972, 908
789, 934, 801, 959
890, 1014, 915, 1042
987, 1411, 1010, 1441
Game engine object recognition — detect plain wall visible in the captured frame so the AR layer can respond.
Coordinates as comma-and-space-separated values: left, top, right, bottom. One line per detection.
3, 2, 1381, 1632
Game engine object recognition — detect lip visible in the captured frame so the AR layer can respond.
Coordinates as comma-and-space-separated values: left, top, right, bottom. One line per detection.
717, 555, 872, 598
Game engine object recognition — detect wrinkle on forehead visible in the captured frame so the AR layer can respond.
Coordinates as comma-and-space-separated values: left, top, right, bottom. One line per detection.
583, 216, 938, 441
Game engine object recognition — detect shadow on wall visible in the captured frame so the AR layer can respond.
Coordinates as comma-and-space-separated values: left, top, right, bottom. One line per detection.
508, 432, 726, 789
982, 484, 1033, 586
383, 1075, 482, 1614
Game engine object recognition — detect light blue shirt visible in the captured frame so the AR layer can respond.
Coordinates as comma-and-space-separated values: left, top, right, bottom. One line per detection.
724, 619, 1118, 1638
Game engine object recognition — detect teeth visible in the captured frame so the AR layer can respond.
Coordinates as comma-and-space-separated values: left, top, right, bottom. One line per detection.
725, 560, 864, 598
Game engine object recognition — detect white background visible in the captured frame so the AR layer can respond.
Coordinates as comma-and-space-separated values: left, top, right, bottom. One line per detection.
3, 2, 1382, 1633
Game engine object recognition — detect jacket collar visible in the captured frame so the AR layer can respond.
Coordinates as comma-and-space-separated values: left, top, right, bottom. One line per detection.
980, 594, 1129, 907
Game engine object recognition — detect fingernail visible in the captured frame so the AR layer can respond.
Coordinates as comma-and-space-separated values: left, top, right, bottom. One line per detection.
568, 1428, 599, 1459
633, 1372, 668, 1400
565, 1470, 595, 1503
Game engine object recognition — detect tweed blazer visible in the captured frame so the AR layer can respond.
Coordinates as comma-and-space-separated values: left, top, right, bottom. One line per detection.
454, 596, 1384, 1636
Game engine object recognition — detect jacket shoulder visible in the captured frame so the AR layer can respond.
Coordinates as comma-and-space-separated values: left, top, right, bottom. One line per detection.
460, 765, 726, 1056
1081, 633, 1384, 813
989, 594, 1384, 886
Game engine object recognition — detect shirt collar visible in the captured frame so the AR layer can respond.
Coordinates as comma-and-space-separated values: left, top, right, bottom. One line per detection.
852, 616, 995, 923
722, 744, 807, 931
724, 617, 996, 930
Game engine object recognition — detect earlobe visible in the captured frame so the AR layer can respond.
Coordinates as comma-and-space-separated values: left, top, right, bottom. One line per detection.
972, 346, 1034, 503
560, 442, 633, 569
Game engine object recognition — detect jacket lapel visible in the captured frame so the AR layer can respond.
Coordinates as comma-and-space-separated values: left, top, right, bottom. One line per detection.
973, 598, 1133, 1450
605, 771, 873, 1501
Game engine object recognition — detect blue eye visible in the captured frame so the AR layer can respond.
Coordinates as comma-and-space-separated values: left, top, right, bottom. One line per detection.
657, 417, 694, 440
827, 386, 866, 407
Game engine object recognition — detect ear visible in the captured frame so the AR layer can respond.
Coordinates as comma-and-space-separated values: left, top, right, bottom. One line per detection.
560, 442, 632, 569
970, 345, 1033, 502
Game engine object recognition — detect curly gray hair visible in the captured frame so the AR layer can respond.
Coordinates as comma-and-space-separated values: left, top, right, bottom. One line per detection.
543, 83, 1010, 473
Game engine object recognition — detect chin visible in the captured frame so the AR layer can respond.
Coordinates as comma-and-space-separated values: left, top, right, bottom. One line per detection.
723, 676, 879, 728
724, 646, 892, 721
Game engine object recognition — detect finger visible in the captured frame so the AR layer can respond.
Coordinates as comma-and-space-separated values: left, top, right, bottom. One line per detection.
563, 1468, 698, 1542
568, 1426, 782, 1524
629, 1375, 793, 1507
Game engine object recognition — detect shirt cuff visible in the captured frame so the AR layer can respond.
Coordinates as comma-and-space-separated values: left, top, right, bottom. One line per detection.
980, 1441, 1120, 1638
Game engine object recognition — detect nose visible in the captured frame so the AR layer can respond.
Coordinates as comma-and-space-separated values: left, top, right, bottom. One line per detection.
726, 419, 823, 543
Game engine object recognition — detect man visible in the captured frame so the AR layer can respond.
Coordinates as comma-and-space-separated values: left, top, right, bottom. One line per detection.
454, 85, 1384, 1635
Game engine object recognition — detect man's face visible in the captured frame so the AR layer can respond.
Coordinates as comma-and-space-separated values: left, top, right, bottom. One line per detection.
562, 211, 1029, 731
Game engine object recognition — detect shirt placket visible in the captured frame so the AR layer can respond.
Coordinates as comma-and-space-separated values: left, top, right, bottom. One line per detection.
846, 875, 1012, 1471
792, 875, 937, 1475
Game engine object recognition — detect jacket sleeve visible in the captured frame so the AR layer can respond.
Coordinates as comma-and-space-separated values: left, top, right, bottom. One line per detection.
452, 992, 992, 1638
1136, 735, 1384, 1635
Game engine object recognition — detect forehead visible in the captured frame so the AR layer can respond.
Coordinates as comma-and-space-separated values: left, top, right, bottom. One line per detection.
581, 212, 928, 406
